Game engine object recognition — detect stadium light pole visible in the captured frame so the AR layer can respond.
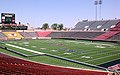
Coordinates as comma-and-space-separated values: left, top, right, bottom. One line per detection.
94, 0, 98, 20
99, 0, 102, 20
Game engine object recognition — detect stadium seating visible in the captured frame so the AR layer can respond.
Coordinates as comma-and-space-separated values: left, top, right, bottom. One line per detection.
93, 31, 120, 40
48, 31, 76, 38
73, 21, 95, 30
107, 32, 120, 41
89, 20, 108, 30
19, 32, 37, 39
0, 32, 7, 40
0, 53, 110, 75
0, 19, 119, 41
48, 31, 105, 39
73, 19, 120, 31
75, 31, 105, 39
3, 32, 24, 39
89, 20, 108, 31
93, 21, 120, 41
28, 32, 38, 37
36, 31, 52, 37
109, 22, 120, 31
100, 19, 120, 31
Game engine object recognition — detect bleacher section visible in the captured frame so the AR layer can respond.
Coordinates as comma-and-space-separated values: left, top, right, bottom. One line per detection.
0, 19, 119, 41
36, 31, 52, 37
93, 31, 120, 40
101, 19, 120, 31
107, 32, 120, 41
0, 32, 7, 40
73, 21, 95, 30
19, 32, 37, 39
48, 31, 76, 38
75, 32, 105, 39
106, 22, 120, 41
93, 21, 120, 41
110, 22, 120, 31
0, 53, 112, 75
89, 20, 108, 31
48, 31, 105, 39
3, 32, 24, 39
0, 30, 119, 41
73, 19, 120, 31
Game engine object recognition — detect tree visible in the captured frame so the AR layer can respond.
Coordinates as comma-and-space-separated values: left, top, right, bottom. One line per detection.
58, 24, 63, 30
42, 23, 49, 30
51, 23, 58, 30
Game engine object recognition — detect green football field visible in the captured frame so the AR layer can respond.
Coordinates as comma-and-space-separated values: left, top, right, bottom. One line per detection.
0, 39, 120, 70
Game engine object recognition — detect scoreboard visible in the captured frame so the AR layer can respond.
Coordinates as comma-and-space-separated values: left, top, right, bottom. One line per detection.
1, 13, 28, 30
1, 13, 15, 24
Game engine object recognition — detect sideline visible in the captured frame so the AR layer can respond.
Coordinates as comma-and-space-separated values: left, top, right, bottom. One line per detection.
6, 44, 45, 55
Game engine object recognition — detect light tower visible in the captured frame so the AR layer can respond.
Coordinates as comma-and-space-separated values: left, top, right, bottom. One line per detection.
94, 0, 98, 20
94, 0, 103, 20
99, 0, 102, 20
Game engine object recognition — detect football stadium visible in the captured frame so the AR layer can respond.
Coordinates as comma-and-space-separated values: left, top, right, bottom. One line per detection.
0, 13, 120, 75
0, 1, 120, 75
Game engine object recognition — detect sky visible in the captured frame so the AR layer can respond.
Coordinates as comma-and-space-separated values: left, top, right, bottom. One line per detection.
0, 0, 120, 28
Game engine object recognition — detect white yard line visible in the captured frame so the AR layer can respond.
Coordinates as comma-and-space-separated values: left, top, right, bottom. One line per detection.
74, 50, 120, 60
79, 42, 115, 47
85, 53, 120, 62
64, 49, 113, 58
65, 40, 115, 47
6, 44, 45, 55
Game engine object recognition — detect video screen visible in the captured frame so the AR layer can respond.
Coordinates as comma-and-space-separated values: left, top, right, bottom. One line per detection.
1, 13, 15, 24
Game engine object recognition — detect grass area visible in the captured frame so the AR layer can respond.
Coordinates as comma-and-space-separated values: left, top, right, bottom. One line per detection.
6, 45, 37, 56
1, 39, 120, 70
0, 48, 98, 70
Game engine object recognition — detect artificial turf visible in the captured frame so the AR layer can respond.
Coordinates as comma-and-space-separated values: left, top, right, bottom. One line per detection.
1, 39, 120, 70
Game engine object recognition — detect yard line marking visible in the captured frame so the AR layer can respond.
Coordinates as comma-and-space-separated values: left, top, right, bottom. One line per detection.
74, 50, 120, 60
65, 40, 115, 47
89, 50, 120, 57
85, 53, 120, 63
64, 49, 114, 58
6, 44, 45, 55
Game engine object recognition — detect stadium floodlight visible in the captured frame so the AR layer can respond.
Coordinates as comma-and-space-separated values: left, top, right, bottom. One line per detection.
94, 0, 98, 5
99, 0, 102, 5
94, 0, 98, 20
94, 0, 102, 20
99, 0, 102, 20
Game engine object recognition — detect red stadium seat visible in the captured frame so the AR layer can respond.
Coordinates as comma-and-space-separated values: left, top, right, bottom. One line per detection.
0, 53, 110, 75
